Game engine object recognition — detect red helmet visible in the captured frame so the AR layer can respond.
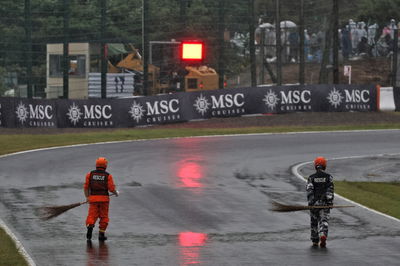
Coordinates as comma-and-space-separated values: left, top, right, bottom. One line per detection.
96, 157, 108, 169
314, 156, 327, 170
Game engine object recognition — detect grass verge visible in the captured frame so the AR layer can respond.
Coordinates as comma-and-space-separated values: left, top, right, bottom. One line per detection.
1, 124, 400, 264
0, 228, 28, 266
335, 181, 400, 220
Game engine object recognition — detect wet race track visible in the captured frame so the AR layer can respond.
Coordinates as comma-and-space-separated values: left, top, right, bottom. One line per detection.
1, 130, 400, 265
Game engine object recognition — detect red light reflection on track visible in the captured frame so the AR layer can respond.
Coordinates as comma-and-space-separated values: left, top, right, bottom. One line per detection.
173, 138, 207, 189
177, 161, 203, 188
178, 232, 208, 265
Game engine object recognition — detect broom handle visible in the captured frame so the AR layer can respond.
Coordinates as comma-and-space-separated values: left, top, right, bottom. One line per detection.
83, 192, 117, 204
309, 205, 354, 209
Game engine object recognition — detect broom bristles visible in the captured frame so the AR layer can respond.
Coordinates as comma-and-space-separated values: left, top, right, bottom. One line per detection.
38, 201, 86, 220
270, 200, 354, 212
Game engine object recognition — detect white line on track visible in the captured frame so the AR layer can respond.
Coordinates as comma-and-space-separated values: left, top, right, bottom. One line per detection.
1, 128, 400, 265
291, 153, 400, 223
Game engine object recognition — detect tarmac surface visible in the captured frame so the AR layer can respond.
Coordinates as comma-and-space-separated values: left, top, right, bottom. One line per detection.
1, 130, 400, 265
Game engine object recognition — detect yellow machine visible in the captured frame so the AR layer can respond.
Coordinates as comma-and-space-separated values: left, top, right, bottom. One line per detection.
115, 52, 165, 95
107, 44, 220, 95
184, 65, 219, 92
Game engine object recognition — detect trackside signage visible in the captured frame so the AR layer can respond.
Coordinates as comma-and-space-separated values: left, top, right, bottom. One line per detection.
190, 88, 249, 119
13, 99, 57, 127
257, 86, 313, 113
57, 99, 118, 128
0, 84, 378, 128
123, 94, 187, 126
324, 85, 376, 112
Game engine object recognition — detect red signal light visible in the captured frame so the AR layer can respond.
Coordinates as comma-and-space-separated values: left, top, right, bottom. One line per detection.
181, 41, 204, 61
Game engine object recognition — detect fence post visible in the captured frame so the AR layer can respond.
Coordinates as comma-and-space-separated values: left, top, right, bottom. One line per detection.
218, 0, 225, 89
24, 0, 33, 98
333, 0, 339, 84
249, 0, 257, 87
100, 0, 107, 99
275, 0, 282, 85
63, 0, 69, 99
142, 0, 149, 95
392, 28, 399, 88
299, 0, 305, 85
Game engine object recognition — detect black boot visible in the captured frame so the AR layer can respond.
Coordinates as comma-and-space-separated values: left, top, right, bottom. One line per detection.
86, 226, 93, 240
99, 231, 107, 241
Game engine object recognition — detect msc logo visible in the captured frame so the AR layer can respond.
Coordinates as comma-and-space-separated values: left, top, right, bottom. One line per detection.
344, 89, 370, 103
193, 94, 211, 116
263, 90, 280, 110
67, 103, 112, 125
129, 99, 180, 123
146, 99, 179, 115
15, 102, 53, 124
327, 87, 370, 109
194, 93, 245, 116
129, 101, 145, 123
67, 102, 83, 125
280, 90, 311, 104
211, 93, 245, 109
263, 89, 311, 111
84, 105, 112, 119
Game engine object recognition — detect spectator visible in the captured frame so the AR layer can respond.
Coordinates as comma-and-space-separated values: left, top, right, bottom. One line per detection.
341, 26, 352, 59
355, 22, 368, 54
349, 19, 358, 54
385, 34, 394, 52
357, 36, 371, 56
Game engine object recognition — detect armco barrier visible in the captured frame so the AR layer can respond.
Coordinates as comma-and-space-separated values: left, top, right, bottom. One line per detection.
0, 84, 378, 128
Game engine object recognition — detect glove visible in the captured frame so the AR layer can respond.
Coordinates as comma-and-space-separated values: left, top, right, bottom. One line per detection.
112, 190, 119, 197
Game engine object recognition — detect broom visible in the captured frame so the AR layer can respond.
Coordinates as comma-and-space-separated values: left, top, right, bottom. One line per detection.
270, 200, 354, 212
38, 200, 88, 220
38, 193, 118, 220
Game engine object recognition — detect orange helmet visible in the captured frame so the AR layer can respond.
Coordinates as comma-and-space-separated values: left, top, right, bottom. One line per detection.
96, 157, 108, 169
314, 156, 327, 170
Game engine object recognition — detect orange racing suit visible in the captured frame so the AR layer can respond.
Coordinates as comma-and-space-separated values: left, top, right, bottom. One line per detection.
84, 168, 116, 232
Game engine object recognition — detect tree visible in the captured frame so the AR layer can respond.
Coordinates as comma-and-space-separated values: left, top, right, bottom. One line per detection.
356, 0, 400, 27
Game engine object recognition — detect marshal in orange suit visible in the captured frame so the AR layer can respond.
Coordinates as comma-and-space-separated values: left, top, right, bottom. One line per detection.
84, 157, 118, 241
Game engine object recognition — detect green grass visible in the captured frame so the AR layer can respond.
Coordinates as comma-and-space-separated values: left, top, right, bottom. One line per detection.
0, 229, 28, 266
335, 181, 400, 219
1, 123, 400, 264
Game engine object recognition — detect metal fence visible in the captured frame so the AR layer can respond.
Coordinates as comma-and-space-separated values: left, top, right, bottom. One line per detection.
0, 0, 399, 99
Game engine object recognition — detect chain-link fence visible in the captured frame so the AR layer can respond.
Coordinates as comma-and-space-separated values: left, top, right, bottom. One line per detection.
0, 0, 399, 99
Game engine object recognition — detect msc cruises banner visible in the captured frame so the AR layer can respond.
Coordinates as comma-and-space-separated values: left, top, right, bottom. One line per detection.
0, 84, 378, 128
0, 97, 58, 128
